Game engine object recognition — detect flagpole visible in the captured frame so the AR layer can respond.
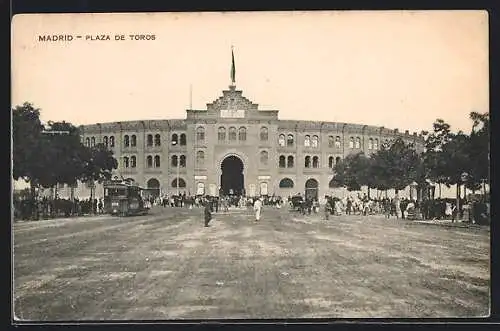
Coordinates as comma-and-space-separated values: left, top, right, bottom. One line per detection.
189, 84, 193, 110
230, 45, 236, 87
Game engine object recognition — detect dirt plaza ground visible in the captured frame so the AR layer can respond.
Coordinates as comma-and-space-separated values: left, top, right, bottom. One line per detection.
13, 206, 490, 320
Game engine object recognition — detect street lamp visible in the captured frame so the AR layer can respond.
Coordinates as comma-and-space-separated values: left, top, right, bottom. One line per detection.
456, 172, 468, 221
409, 181, 418, 201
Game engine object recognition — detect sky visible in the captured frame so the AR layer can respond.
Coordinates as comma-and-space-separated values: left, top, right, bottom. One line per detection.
12, 10, 488, 134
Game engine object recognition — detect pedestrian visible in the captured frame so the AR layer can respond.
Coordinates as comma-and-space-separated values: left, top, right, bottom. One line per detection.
346, 198, 352, 215
445, 201, 453, 219
384, 199, 391, 219
324, 201, 330, 220
204, 198, 212, 227
98, 199, 103, 214
254, 197, 263, 222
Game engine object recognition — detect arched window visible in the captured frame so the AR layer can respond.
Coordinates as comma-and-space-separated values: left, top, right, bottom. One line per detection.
349, 137, 354, 148
279, 178, 294, 188
218, 127, 226, 141
335, 156, 341, 164
374, 138, 379, 150
260, 127, 268, 141
279, 155, 286, 168
312, 135, 319, 148
85, 137, 90, 147
180, 134, 186, 146
197, 182, 205, 195
238, 127, 247, 141
146, 178, 160, 197
123, 156, 129, 168
335, 136, 341, 148
171, 133, 178, 146
196, 127, 205, 142
278, 134, 286, 147
229, 127, 237, 141
287, 155, 294, 168
171, 155, 178, 167
172, 178, 186, 188
147, 134, 153, 147
130, 155, 137, 168
312, 156, 319, 168
355, 137, 361, 149
328, 156, 334, 168
91, 137, 96, 147
124, 135, 130, 147
109, 136, 115, 147
260, 182, 268, 196
287, 134, 294, 147
180, 155, 186, 167
154, 155, 161, 167
146, 155, 153, 168
305, 156, 311, 168
196, 151, 204, 167
103, 136, 108, 147
328, 136, 334, 148
154, 134, 161, 146
368, 138, 373, 150
260, 151, 268, 165
131, 135, 137, 147
304, 135, 311, 147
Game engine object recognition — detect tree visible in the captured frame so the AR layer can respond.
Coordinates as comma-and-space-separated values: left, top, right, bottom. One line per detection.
467, 112, 489, 194
332, 152, 369, 192
42, 121, 88, 187
13, 102, 119, 217
420, 119, 453, 197
370, 138, 421, 193
441, 132, 472, 186
12, 103, 47, 201
79, 143, 118, 212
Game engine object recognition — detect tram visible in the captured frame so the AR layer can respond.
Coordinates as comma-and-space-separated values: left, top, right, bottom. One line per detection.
103, 179, 151, 216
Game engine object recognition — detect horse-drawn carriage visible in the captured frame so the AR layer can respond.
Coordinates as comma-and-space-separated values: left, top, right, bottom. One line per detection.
290, 195, 304, 211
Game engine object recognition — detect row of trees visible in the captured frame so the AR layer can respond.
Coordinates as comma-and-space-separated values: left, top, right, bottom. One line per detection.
13, 102, 118, 202
13, 101, 488, 204
332, 112, 489, 200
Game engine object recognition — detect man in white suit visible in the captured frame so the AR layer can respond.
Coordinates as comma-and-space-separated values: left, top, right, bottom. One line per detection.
254, 197, 263, 222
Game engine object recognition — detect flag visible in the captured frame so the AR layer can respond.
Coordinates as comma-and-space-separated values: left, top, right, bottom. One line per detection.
230, 49, 236, 84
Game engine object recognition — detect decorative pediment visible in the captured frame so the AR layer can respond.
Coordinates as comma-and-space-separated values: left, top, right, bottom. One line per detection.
206, 86, 259, 113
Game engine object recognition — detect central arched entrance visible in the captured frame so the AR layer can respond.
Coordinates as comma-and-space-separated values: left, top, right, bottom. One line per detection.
220, 155, 244, 196
305, 178, 319, 200
146, 178, 160, 198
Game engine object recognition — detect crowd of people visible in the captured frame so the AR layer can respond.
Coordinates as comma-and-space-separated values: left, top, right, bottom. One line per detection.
13, 196, 106, 220
13, 189, 489, 226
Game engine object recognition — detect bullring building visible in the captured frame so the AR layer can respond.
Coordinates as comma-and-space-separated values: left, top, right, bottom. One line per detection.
66, 79, 425, 201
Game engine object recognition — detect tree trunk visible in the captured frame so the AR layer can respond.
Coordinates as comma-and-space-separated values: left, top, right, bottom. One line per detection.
70, 186, 75, 215
53, 185, 58, 218
90, 182, 94, 215
438, 183, 441, 198
367, 187, 371, 199
385, 190, 388, 198
30, 180, 37, 220
456, 183, 460, 222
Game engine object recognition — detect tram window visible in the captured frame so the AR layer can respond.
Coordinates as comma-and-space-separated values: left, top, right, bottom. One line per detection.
106, 188, 127, 196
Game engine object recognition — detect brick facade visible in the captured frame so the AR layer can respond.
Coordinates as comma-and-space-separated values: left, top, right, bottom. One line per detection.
60, 85, 425, 200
